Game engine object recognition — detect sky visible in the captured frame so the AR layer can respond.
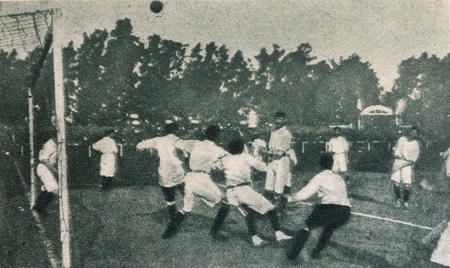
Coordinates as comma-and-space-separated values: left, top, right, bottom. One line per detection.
1, 0, 449, 90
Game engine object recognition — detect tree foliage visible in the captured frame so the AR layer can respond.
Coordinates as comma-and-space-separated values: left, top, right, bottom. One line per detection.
392, 52, 450, 138
1, 18, 447, 142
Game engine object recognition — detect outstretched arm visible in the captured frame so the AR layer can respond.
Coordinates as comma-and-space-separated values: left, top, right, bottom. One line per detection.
287, 176, 320, 202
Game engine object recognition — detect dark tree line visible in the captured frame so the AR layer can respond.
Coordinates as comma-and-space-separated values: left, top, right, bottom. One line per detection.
0, 18, 448, 139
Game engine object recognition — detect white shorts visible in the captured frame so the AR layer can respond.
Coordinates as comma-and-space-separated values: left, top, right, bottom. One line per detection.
182, 172, 223, 213
158, 166, 185, 187
332, 153, 348, 172
36, 163, 59, 193
390, 159, 413, 184
227, 185, 274, 215
265, 157, 290, 194
99, 154, 117, 177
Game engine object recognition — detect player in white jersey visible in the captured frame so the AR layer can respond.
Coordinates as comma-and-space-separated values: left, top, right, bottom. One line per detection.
390, 127, 420, 208
92, 129, 118, 191
33, 134, 59, 215
215, 138, 292, 247
328, 127, 349, 177
136, 123, 186, 239
265, 111, 293, 207
285, 154, 351, 260
172, 125, 231, 240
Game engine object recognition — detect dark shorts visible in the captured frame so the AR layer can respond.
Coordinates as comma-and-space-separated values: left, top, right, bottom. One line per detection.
160, 182, 185, 203
306, 204, 351, 230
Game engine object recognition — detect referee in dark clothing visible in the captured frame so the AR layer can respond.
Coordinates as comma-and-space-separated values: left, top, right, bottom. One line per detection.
285, 153, 351, 260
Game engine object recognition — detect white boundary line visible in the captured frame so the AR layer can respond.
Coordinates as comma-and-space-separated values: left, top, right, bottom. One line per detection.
216, 184, 433, 230
296, 201, 433, 230
13, 159, 60, 268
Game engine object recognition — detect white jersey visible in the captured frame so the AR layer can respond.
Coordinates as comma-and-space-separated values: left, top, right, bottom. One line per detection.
38, 139, 57, 170
92, 136, 118, 177
328, 136, 349, 154
393, 136, 420, 162
222, 154, 267, 186
37, 138, 59, 193
175, 139, 228, 213
268, 126, 292, 154
222, 154, 274, 214
136, 134, 185, 187
176, 140, 228, 173
291, 170, 351, 207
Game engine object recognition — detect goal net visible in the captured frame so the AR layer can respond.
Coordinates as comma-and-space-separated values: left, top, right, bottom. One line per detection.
0, 8, 71, 268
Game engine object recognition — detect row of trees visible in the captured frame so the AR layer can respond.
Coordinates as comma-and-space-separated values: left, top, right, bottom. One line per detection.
0, 18, 448, 138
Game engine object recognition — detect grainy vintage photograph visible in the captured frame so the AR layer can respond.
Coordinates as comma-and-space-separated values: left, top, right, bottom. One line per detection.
0, 0, 449, 267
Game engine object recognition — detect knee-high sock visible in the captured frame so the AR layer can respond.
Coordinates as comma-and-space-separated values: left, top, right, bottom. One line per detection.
43, 192, 55, 209
312, 227, 334, 255
267, 209, 280, 231
167, 204, 177, 221
244, 208, 258, 236
403, 188, 411, 202
33, 191, 48, 210
211, 203, 230, 235
286, 229, 310, 260
393, 184, 402, 200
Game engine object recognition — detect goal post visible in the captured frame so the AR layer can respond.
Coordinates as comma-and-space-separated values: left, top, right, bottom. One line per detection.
0, 8, 72, 268
52, 8, 72, 268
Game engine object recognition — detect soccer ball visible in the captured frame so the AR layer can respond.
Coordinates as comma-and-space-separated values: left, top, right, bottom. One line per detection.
150, 1, 163, 13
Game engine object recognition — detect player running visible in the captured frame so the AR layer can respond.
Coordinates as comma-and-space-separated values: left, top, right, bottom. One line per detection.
214, 138, 292, 247
170, 125, 231, 240
285, 154, 351, 261
136, 122, 186, 239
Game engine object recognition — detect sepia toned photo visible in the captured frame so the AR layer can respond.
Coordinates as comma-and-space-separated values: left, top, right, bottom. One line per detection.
0, 1, 449, 267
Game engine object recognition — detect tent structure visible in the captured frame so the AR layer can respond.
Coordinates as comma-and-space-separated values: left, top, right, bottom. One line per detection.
358, 105, 396, 130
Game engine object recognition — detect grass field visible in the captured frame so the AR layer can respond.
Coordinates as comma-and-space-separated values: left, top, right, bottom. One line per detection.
30, 164, 448, 268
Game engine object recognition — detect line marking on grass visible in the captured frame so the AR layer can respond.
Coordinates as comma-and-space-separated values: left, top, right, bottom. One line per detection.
296, 201, 433, 230
13, 158, 60, 268
218, 184, 433, 230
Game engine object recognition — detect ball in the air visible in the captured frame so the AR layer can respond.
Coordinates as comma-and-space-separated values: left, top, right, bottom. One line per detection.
150, 1, 164, 13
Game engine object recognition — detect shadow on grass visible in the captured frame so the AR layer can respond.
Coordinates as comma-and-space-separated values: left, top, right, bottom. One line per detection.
329, 241, 400, 268
71, 195, 105, 268
348, 193, 386, 205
